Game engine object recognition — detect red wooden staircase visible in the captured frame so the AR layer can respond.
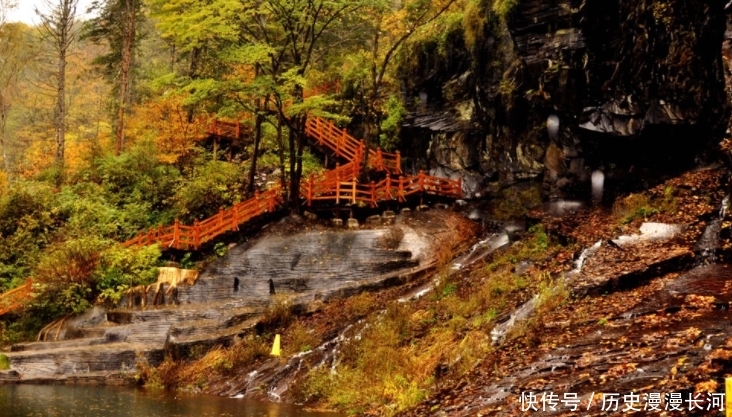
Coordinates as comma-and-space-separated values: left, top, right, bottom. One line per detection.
123, 117, 461, 250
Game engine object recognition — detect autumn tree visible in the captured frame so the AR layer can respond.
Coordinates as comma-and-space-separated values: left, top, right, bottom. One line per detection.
83, 0, 144, 154
36, 0, 79, 174
0, 0, 21, 176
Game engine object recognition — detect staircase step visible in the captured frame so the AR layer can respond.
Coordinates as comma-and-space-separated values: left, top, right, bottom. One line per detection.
11, 337, 108, 352
5, 342, 164, 382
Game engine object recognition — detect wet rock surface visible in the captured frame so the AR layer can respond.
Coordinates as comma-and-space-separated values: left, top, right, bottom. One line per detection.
399, 169, 732, 416
401, 0, 729, 199
1, 210, 479, 385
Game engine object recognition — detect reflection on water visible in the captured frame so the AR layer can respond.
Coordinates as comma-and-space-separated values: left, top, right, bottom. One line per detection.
0, 384, 341, 417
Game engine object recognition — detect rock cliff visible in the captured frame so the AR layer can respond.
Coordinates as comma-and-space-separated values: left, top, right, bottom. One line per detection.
401, 0, 730, 199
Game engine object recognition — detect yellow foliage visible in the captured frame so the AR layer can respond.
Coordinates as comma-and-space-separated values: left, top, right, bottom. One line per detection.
126, 93, 209, 164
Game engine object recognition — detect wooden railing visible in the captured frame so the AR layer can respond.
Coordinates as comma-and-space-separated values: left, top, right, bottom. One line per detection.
302, 170, 461, 207
123, 189, 282, 250
208, 119, 246, 141
305, 117, 401, 174
0, 279, 33, 317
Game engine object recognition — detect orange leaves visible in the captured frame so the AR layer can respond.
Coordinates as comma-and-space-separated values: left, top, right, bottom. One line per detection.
683, 294, 716, 310
126, 93, 208, 164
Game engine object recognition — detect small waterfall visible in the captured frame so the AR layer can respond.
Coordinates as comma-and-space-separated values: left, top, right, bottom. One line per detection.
695, 195, 728, 264
490, 295, 539, 345
568, 239, 602, 277
721, 195, 729, 218
491, 239, 601, 346
591, 170, 604, 203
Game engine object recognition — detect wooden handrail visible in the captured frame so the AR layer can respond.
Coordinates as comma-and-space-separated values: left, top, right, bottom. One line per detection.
304, 117, 402, 174
0, 279, 33, 317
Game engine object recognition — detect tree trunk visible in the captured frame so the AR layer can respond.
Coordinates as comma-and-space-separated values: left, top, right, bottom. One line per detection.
276, 112, 286, 192
116, 0, 136, 155
247, 98, 265, 194
288, 126, 297, 210
0, 94, 9, 179
55, 42, 66, 173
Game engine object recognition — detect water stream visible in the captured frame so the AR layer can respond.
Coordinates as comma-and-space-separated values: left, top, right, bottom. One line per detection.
0, 384, 341, 417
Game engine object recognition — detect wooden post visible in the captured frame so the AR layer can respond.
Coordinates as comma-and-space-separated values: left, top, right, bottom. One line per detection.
336, 181, 340, 205
352, 180, 357, 205
386, 174, 391, 199
398, 176, 405, 202
338, 128, 344, 155
218, 208, 224, 227
173, 219, 180, 250
308, 174, 315, 206
335, 163, 340, 183
232, 204, 238, 230
194, 220, 200, 250
370, 181, 376, 207
396, 151, 401, 174
360, 140, 365, 166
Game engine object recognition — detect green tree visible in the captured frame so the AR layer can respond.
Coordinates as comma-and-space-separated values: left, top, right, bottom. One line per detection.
0, 22, 34, 179
82, 0, 145, 154
36, 0, 80, 176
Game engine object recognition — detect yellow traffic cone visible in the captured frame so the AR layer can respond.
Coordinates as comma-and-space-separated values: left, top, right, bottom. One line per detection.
726, 377, 732, 417
270, 334, 281, 357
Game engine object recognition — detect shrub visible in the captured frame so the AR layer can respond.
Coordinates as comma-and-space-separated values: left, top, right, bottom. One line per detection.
172, 159, 247, 222
283, 322, 320, 355
613, 192, 664, 225
492, 185, 542, 220
259, 296, 294, 331
33, 237, 108, 313
95, 244, 161, 306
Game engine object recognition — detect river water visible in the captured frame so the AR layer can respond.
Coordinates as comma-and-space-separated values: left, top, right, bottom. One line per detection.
0, 384, 341, 417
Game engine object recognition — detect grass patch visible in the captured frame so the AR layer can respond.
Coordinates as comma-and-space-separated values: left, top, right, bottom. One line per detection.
344, 292, 377, 320
137, 336, 270, 390
0, 353, 9, 370
493, 0, 519, 19
283, 322, 319, 356
491, 186, 542, 220
613, 186, 678, 225
259, 295, 295, 331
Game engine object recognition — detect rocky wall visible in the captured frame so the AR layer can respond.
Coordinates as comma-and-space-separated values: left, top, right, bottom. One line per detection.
401, 0, 730, 199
